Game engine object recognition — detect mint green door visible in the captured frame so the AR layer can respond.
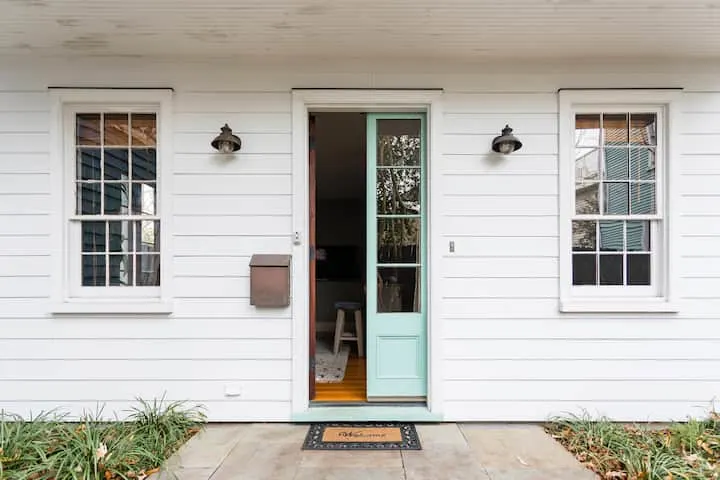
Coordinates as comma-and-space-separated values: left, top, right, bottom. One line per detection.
366, 113, 427, 401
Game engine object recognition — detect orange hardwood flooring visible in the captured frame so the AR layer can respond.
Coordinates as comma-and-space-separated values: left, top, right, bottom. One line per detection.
313, 356, 366, 402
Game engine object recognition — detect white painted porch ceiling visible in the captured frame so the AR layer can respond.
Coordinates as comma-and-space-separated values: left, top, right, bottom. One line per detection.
1, 0, 720, 62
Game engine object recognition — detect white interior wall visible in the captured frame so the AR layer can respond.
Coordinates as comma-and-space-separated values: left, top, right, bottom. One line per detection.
0, 57, 719, 421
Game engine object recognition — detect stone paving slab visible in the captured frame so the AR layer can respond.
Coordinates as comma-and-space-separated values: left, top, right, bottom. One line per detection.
150, 422, 598, 480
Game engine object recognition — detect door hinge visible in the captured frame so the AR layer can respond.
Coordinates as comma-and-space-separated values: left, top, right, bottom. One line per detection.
309, 245, 315, 260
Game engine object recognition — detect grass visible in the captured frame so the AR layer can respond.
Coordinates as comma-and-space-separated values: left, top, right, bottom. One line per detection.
0, 397, 206, 480
545, 409, 719, 480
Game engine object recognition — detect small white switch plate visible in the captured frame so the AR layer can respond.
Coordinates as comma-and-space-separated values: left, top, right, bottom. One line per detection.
224, 383, 242, 397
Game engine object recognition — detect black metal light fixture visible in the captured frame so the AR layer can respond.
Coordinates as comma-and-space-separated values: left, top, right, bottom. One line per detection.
211, 124, 242, 153
491, 124, 522, 154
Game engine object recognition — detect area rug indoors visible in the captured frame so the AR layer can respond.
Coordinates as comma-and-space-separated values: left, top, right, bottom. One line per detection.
314, 341, 350, 383
302, 423, 421, 450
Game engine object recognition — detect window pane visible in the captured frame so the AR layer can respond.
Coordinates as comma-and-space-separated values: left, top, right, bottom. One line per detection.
82, 254, 106, 286
599, 254, 623, 285
603, 148, 628, 180
132, 182, 157, 216
603, 182, 629, 215
131, 114, 157, 147
630, 148, 656, 180
103, 182, 129, 215
132, 149, 157, 181
630, 183, 656, 214
377, 119, 421, 166
135, 220, 160, 253
104, 149, 129, 180
78, 182, 101, 215
575, 182, 599, 214
378, 218, 419, 264
108, 221, 133, 253
377, 168, 420, 214
76, 114, 100, 146
136, 254, 160, 286
82, 221, 106, 253
77, 148, 101, 180
377, 266, 420, 312
109, 254, 133, 286
603, 114, 628, 145
630, 113, 657, 146
575, 114, 600, 147
575, 148, 600, 183
572, 220, 596, 251
572, 254, 596, 285
626, 221, 651, 252
104, 113, 129, 146
627, 254, 651, 285
599, 221, 624, 252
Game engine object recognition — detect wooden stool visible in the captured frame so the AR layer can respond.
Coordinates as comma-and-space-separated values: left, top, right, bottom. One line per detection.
332, 301, 364, 357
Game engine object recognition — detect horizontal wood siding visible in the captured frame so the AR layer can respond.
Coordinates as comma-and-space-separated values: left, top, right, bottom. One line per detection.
439, 92, 720, 421
0, 61, 719, 422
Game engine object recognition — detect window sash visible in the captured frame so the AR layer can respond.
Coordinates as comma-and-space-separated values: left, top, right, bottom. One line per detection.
569, 106, 665, 297
65, 106, 162, 296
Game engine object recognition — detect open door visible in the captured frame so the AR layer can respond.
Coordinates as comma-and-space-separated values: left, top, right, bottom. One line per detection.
308, 114, 317, 400
365, 113, 427, 401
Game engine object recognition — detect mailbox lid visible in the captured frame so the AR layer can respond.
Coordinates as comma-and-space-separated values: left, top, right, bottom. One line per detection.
249, 254, 291, 267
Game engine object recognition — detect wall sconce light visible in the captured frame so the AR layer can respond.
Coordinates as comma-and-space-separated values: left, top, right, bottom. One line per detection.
211, 124, 242, 153
491, 125, 522, 154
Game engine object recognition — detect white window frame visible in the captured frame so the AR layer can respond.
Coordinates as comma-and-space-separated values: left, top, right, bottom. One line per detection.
49, 89, 174, 315
558, 89, 681, 313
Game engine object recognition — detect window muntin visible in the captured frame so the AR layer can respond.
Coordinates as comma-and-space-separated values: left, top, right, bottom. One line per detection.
571, 111, 661, 290
74, 112, 160, 288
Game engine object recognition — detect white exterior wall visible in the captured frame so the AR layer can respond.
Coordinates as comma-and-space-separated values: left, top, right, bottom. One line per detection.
1, 58, 719, 421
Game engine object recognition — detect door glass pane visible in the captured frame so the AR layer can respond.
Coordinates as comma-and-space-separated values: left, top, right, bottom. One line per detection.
377, 267, 420, 312
377, 168, 420, 214
377, 119, 421, 166
378, 218, 420, 264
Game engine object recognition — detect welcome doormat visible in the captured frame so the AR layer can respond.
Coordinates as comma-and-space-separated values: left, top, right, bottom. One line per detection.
302, 422, 421, 450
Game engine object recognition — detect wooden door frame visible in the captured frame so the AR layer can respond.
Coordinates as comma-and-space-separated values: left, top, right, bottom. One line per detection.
290, 89, 445, 418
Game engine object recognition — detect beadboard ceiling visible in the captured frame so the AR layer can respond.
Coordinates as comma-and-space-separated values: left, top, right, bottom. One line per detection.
1, 0, 720, 62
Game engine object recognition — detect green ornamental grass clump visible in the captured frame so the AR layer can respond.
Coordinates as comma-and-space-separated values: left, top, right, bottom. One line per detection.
546, 409, 719, 480
0, 397, 206, 480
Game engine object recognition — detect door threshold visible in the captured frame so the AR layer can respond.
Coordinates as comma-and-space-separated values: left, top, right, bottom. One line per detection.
293, 405, 441, 422
310, 401, 425, 407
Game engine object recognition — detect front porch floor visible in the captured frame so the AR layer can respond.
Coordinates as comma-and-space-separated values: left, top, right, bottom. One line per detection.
151, 422, 598, 479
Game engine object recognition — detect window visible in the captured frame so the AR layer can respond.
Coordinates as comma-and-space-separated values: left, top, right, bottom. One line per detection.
559, 90, 680, 313
50, 89, 172, 313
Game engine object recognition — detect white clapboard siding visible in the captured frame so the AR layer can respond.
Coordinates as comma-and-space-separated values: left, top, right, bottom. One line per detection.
1, 318, 291, 339
443, 154, 558, 175
0, 359, 292, 380
442, 174, 558, 196
444, 318, 720, 340
0, 380, 292, 402
443, 401, 717, 423
1, 68, 720, 422
174, 194, 292, 216
173, 153, 291, 175
0, 339, 292, 360
0, 194, 50, 214
444, 359, 720, 381
173, 174, 292, 195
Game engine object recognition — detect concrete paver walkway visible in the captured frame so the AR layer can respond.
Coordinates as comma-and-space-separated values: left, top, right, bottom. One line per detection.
153, 423, 598, 480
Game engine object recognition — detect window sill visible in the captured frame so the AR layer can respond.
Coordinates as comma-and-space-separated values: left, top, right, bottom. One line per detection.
560, 300, 678, 313
50, 300, 173, 315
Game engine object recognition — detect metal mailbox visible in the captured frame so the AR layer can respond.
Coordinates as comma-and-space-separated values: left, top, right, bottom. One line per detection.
249, 254, 291, 307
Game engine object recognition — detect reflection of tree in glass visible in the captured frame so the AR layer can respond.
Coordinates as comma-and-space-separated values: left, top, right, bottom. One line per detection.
377, 134, 420, 262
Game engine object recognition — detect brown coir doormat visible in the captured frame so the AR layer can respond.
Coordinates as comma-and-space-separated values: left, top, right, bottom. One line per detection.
302, 423, 421, 450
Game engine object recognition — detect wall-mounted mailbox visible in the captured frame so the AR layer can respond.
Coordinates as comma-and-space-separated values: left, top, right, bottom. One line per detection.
249, 254, 291, 307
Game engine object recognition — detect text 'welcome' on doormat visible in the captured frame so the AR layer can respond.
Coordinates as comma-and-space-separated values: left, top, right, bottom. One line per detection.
302, 423, 421, 450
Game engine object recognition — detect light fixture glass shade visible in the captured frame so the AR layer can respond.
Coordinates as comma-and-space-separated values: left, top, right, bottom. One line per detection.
211, 124, 242, 153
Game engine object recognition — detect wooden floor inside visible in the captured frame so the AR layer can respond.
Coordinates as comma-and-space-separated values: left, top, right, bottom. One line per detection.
313, 356, 366, 402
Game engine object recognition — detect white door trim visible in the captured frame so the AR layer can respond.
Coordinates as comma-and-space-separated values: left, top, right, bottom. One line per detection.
290, 88, 445, 418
